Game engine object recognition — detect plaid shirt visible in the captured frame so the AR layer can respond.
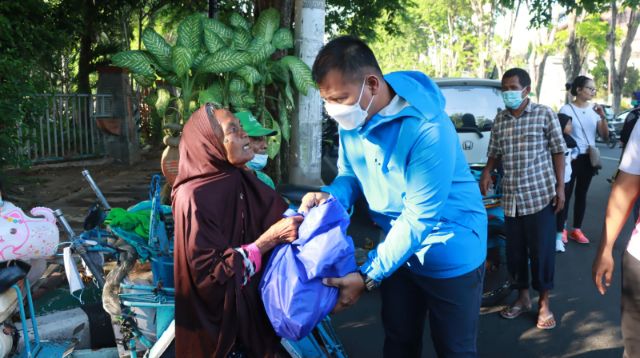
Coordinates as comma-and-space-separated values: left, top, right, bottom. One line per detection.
488, 101, 566, 217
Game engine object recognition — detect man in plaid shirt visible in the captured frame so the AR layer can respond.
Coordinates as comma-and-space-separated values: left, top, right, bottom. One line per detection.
480, 68, 566, 330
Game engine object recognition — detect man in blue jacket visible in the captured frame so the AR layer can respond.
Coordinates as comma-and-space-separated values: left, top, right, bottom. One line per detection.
300, 36, 487, 357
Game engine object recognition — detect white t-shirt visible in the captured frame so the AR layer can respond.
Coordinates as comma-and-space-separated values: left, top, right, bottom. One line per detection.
559, 103, 603, 154
564, 147, 579, 183
619, 122, 640, 260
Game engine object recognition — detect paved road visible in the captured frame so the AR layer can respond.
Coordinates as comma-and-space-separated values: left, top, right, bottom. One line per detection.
333, 143, 633, 358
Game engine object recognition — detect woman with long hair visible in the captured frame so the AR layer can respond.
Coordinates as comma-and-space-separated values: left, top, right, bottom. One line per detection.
558, 76, 609, 244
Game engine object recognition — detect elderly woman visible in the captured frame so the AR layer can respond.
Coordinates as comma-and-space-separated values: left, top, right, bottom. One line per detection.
172, 104, 303, 357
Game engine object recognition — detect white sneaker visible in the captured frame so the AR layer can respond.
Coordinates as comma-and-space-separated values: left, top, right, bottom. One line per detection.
556, 239, 565, 253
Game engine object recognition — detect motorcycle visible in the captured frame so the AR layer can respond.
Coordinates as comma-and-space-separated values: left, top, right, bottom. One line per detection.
596, 123, 618, 149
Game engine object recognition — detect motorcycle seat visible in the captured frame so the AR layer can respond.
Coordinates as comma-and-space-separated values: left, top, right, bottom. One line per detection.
0, 261, 31, 293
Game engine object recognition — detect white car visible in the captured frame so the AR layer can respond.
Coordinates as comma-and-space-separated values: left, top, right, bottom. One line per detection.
435, 78, 504, 164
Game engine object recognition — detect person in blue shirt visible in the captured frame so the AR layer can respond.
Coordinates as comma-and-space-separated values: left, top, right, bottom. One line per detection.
299, 36, 487, 357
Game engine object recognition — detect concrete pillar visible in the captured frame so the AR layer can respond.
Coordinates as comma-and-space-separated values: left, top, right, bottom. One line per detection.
289, 0, 325, 186
96, 66, 140, 165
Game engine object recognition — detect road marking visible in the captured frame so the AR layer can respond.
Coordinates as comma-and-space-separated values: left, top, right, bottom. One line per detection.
602, 156, 619, 161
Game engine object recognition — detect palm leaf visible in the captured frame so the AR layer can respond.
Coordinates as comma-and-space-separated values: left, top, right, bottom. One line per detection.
266, 118, 281, 159
177, 14, 203, 52
252, 8, 280, 42
192, 50, 207, 69
202, 18, 233, 44
272, 28, 294, 50
112, 51, 155, 77
278, 99, 290, 142
229, 77, 247, 94
204, 28, 225, 54
229, 12, 251, 32
247, 37, 276, 65
235, 66, 262, 85
172, 46, 193, 77
279, 56, 314, 95
142, 28, 172, 71
155, 88, 171, 118
198, 82, 224, 106
199, 49, 251, 73
232, 28, 252, 51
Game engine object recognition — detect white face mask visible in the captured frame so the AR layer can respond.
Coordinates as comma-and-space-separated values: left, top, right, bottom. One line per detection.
247, 153, 268, 171
324, 79, 375, 131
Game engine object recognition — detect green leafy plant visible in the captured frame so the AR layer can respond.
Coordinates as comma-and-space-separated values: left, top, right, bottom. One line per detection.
112, 9, 314, 158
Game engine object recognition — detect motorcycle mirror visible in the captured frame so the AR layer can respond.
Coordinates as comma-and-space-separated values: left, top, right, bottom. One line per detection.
83, 203, 106, 231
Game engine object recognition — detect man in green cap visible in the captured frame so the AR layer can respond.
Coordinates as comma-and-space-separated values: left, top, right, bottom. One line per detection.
235, 111, 277, 189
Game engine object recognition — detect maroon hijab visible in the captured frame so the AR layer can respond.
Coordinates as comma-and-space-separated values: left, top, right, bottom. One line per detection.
171, 105, 288, 357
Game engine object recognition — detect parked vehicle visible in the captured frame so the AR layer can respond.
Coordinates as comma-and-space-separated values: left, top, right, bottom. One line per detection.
436, 78, 504, 164
596, 122, 619, 148
610, 109, 634, 134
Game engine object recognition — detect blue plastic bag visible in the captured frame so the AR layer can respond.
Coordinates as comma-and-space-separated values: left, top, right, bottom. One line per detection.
260, 197, 357, 341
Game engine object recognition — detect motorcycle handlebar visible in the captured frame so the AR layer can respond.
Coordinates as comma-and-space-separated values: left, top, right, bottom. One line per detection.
53, 209, 76, 238
82, 170, 111, 210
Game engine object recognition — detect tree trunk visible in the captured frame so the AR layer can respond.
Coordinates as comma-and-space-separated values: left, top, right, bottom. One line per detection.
289, 0, 324, 185
614, 7, 639, 113
77, 0, 96, 94
501, 0, 522, 74
563, 10, 583, 102
608, 0, 618, 111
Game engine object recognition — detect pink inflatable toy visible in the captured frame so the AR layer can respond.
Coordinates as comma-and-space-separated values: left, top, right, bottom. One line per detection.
0, 201, 59, 262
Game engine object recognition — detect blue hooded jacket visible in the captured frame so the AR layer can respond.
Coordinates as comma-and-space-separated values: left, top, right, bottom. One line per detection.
322, 71, 487, 280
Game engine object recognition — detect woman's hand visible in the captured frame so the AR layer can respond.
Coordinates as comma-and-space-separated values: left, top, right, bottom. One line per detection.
593, 104, 606, 119
254, 216, 304, 254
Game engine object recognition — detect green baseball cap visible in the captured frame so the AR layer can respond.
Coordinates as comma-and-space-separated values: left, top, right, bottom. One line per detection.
235, 111, 277, 137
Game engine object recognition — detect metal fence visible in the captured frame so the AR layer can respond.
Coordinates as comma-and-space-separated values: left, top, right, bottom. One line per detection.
19, 94, 113, 163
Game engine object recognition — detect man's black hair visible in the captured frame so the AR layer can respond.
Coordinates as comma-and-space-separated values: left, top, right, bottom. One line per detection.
565, 76, 593, 96
311, 36, 383, 84
502, 68, 531, 88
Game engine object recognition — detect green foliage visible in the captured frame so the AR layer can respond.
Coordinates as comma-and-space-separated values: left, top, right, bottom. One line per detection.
112, 8, 313, 159
368, 0, 481, 77
592, 58, 609, 93
0, 0, 67, 171
327, 0, 412, 40
624, 66, 640, 97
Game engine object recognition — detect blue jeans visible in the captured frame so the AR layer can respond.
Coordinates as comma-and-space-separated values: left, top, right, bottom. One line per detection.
380, 264, 484, 358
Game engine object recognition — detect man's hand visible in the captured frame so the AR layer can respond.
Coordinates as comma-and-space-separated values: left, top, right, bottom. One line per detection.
299, 192, 331, 214
553, 185, 565, 214
479, 170, 492, 196
322, 272, 366, 313
592, 250, 615, 295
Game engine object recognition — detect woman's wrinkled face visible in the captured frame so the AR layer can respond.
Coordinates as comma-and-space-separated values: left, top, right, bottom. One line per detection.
213, 110, 253, 166
249, 136, 267, 155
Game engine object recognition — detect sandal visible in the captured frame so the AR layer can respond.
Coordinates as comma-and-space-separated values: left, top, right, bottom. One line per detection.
536, 313, 556, 330
500, 303, 532, 319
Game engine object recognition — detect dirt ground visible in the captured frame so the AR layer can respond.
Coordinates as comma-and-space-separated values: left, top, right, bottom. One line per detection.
4, 150, 163, 227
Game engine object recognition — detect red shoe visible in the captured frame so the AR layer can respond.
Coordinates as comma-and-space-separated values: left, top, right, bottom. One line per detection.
570, 229, 590, 244
561, 229, 568, 244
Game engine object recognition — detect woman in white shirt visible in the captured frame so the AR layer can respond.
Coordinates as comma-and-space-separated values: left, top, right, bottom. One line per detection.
593, 119, 640, 358
558, 76, 609, 244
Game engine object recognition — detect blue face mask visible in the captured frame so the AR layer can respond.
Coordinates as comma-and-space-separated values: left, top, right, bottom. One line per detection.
247, 153, 268, 171
502, 90, 525, 109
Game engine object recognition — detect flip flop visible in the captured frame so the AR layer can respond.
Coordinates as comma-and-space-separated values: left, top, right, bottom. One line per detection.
536, 313, 556, 330
500, 304, 532, 319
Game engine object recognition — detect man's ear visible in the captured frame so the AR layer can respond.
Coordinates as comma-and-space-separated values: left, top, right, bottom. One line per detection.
523, 86, 532, 98
367, 75, 381, 96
